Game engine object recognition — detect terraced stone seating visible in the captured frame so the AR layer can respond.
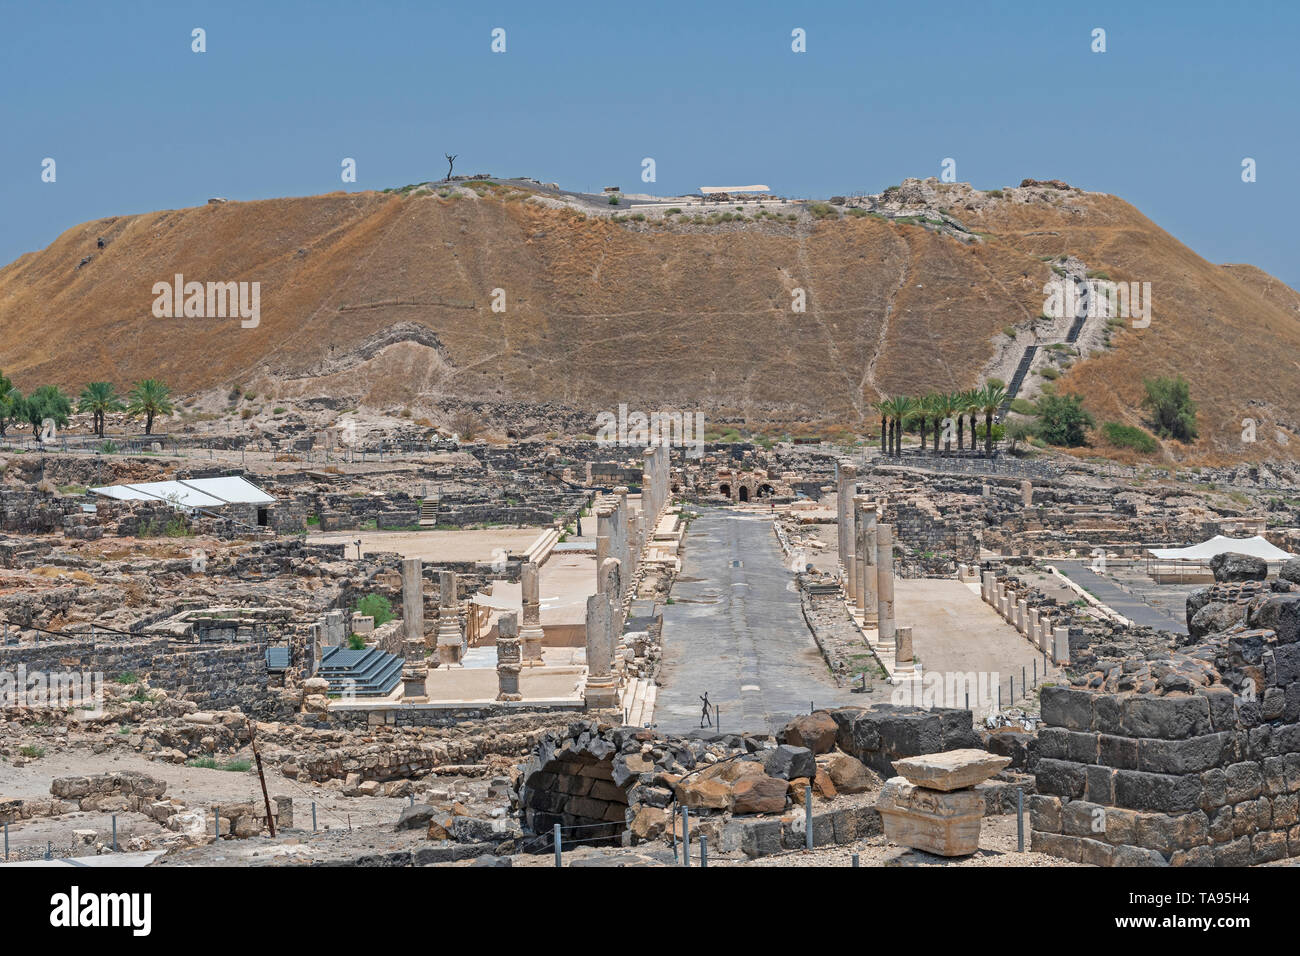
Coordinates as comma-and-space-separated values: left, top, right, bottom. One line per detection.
317, 646, 403, 696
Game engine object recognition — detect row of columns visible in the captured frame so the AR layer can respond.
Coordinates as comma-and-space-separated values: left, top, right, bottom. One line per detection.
834, 458, 910, 675
400, 560, 471, 701
585, 484, 656, 710
980, 570, 1069, 664
641, 444, 670, 533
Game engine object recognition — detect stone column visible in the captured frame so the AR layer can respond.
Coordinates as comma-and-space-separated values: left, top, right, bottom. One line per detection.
894, 624, 914, 670
642, 447, 657, 523
583, 594, 619, 708
520, 560, 545, 666
1038, 617, 1051, 652
1016, 598, 1028, 635
876, 523, 895, 647
837, 460, 856, 598
1021, 480, 1033, 507
435, 570, 464, 667
1027, 607, 1040, 644
857, 499, 878, 624
599, 557, 624, 665
400, 558, 427, 698
496, 611, 522, 701
1052, 626, 1070, 665
614, 487, 632, 585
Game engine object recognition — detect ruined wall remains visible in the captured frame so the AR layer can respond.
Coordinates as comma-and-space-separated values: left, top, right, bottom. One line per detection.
1031, 592, 1300, 865
830, 705, 983, 777
0, 635, 281, 715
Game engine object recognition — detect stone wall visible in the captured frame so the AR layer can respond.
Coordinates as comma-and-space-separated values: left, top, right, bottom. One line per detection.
830, 704, 983, 777
1031, 596, 1300, 865
885, 499, 980, 564
0, 634, 281, 715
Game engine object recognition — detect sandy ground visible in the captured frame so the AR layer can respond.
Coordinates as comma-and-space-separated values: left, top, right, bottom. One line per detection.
894, 578, 1065, 715
424, 647, 585, 700
307, 526, 546, 562
471, 551, 597, 626
0, 745, 445, 859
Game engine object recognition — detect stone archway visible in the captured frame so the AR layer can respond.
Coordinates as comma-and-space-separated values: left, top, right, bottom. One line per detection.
518, 741, 630, 848
758, 484, 775, 498
738, 485, 750, 502
719, 482, 731, 499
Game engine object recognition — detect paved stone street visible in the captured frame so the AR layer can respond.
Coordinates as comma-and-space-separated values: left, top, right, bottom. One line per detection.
1055, 560, 1188, 634
656, 509, 856, 734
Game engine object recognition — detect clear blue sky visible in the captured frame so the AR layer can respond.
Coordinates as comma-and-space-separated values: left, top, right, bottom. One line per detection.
2, 0, 1297, 285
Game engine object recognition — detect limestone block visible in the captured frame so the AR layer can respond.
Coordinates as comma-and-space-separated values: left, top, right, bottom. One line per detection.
877, 776, 984, 856
892, 749, 1012, 791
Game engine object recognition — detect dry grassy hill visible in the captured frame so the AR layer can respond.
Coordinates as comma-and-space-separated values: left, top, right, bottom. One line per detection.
1, 180, 1296, 462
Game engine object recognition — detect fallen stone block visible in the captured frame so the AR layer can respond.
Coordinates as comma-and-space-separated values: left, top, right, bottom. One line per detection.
892, 748, 1011, 791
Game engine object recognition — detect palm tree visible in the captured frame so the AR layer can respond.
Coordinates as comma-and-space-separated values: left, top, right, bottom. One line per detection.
914, 392, 937, 453
936, 393, 960, 453
959, 389, 980, 452
979, 383, 1008, 457
127, 379, 174, 436
889, 396, 915, 457
915, 393, 930, 452
78, 382, 125, 438
873, 400, 890, 455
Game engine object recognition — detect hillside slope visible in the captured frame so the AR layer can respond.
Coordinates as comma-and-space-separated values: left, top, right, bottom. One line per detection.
1, 182, 1296, 461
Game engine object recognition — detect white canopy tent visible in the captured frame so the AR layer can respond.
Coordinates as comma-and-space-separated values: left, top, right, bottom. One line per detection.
1145, 535, 1295, 583
1147, 535, 1294, 562
91, 475, 275, 510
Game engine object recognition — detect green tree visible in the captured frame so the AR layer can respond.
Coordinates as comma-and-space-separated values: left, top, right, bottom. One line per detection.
1036, 393, 1095, 447
884, 396, 915, 457
355, 593, 395, 627
126, 379, 174, 436
978, 382, 1008, 457
1004, 419, 1034, 454
1141, 375, 1198, 442
935, 392, 961, 453
0, 373, 19, 438
915, 392, 939, 452
21, 385, 73, 437
78, 382, 125, 438
873, 400, 889, 454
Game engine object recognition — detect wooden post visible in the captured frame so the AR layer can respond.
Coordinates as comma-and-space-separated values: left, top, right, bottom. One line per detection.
248, 718, 277, 838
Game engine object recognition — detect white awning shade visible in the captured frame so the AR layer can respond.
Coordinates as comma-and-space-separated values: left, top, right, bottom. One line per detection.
1147, 535, 1295, 562
91, 475, 275, 509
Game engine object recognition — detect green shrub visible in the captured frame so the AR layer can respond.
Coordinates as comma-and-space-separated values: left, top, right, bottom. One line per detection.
347, 634, 367, 650
1036, 393, 1095, 447
1141, 375, 1198, 442
1102, 421, 1157, 453
186, 757, 251, 772
355, 593, 395, 627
